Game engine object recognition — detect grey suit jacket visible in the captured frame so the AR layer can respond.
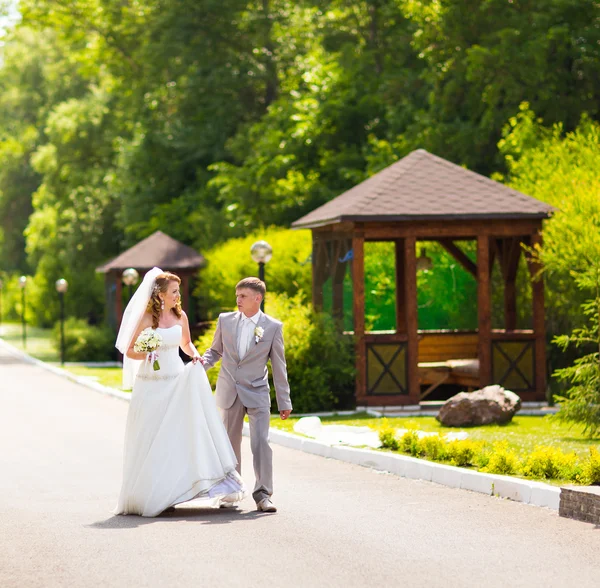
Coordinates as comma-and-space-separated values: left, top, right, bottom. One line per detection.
202, 311, 292, 411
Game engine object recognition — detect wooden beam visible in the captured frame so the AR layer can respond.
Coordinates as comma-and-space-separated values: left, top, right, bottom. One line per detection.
404, 236, 419, 402
477, 236, 492, 387
361, 218, 543, 240
352, 234, 366, 402
438, 239, 477, 277
395, 239, 406, 333
527, 231, 547, 401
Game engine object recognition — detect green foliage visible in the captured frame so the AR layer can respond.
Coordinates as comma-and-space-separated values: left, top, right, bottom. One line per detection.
482, 442, 521, 476
378, 419, 399, 451
399, 430, 421, 456
51, 317, 115, 362
582, 447, 600, 485
522, 446, 582, 481
446, 439, 480, 467
419, 434, 448, 461
195, 291, 355, 413
195, 227, 312, 319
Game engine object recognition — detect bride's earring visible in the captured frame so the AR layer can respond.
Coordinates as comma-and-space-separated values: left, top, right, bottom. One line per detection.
160, 299, 165, 310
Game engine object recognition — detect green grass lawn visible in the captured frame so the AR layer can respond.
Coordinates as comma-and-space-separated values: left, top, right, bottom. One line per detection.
61, 365, 126, 390
0, 322, 59, 362
1, 322, 126, 390
270, 413, 600, 460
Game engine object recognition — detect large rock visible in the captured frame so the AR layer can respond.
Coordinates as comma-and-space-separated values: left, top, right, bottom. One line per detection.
436, 385, 521, 427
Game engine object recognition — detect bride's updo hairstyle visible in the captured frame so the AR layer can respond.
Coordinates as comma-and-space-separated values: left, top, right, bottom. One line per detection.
147, 272, 182, 328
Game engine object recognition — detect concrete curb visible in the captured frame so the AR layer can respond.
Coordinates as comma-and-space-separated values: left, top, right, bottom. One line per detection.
1, 337, 561, 511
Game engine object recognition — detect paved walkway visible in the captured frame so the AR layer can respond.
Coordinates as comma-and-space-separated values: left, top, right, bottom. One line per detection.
1, 346, 599, 588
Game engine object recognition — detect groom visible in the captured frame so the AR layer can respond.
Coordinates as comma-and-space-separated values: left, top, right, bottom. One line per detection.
202, 277, 292, 513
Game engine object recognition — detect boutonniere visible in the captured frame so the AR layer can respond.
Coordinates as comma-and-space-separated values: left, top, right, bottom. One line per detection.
254, 326, 264, 344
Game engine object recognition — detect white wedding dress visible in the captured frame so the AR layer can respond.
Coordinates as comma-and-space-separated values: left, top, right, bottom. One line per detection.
115, 325, 246, 517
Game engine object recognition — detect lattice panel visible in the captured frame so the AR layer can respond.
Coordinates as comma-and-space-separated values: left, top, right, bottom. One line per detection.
492, 340, 535, 392
366, 343, 408, 395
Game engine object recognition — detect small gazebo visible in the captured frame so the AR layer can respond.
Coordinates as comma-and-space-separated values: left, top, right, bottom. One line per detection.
292, 149, 553, 406
96, 230, 205, 328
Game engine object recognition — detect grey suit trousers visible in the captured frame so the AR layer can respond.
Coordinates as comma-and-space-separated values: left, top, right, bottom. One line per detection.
220, 395, 272, 504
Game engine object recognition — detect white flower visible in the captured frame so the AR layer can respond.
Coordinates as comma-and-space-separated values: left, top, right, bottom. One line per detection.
133, 328, 163, 353
254, 326, 264, 343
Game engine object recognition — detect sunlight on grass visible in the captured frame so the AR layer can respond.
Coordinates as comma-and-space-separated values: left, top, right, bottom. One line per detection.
61, 365, 126, 391
0, 322, 59, 362
271, 413, 600, 459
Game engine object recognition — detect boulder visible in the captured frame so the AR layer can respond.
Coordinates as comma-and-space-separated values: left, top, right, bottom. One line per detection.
436, 385, 521, 427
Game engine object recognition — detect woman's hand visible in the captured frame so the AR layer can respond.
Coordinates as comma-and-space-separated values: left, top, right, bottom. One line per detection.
191, 354, 204, 365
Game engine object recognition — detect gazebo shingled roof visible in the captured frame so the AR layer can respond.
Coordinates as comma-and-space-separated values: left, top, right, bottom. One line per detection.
293, 149, 552, 406
292, 149, 553, 228
96, 230, 204, 273
96, 230, 204, 329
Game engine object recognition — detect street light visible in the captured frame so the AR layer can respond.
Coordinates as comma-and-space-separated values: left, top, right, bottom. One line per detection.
18, 275, 27, 348
122, 268, 139, 301
250, 240, 272, 312
55, 278, 68, 365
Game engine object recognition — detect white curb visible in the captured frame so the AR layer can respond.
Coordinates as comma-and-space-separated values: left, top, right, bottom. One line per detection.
1, 337, 561, 511
240, 424, 561, 511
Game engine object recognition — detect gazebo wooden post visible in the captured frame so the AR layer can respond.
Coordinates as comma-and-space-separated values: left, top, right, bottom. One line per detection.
311, 234, 324, 310
394, 239, 406, 333
332, 239, 346, 321
404, 236, 419, 401
498, 237, 521, 331
529, 230, 547, 398
115, 271, 123, 327
352, 231, 366, 401
477, 235, 492, 387
181, 273, 190, 313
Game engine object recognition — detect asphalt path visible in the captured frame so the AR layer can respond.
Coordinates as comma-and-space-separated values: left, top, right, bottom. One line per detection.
1, 346, 599, 588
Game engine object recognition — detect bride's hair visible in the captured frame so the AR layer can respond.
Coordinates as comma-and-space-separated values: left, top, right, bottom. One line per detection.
147, 272, 182, 328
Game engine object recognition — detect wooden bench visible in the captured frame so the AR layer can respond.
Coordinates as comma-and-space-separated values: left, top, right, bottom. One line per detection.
417, 331, 479, 399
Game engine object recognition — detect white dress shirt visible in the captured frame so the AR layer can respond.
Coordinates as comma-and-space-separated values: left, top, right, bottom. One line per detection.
237, 310, 261, 360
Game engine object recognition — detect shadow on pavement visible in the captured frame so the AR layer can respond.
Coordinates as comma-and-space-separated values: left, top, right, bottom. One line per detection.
88, 507, 272, 529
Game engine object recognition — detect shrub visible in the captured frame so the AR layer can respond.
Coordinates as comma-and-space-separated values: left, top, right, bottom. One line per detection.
195, 291, 355, 413
446, 439, 480, 467
484, 442, 521, 475
522, 446, 581, 481
399, 430, 421, 456
419, 435, 448, 461
582, 447, 600, 485
52, 317, 115, 362
195, 227, 312, 319
378, 419, 399, 451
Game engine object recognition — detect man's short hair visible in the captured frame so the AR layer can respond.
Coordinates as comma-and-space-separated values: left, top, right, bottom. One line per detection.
236, 277, 266, 297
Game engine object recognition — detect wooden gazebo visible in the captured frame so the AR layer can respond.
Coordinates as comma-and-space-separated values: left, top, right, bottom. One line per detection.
292, 150, 553, 405
96, 230, 205, 328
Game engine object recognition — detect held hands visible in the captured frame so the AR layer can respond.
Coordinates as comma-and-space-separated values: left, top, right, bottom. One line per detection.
191, 355, 205, 365
280, 410, 292, 420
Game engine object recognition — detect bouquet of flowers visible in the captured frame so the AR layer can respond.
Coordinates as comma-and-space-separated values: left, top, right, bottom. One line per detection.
134, 328, 163, 371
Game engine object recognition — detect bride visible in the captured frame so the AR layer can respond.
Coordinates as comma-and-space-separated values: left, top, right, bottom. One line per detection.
114, 267, 246, 517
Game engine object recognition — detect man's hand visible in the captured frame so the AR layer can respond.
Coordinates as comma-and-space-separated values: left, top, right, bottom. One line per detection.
280, 410, 292, 420
191, 355, 204, 365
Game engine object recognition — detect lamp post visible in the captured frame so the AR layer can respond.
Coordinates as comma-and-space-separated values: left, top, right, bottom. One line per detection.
122, 268, 139, 301
55, 278, 68, 365
18, 275, 27, 348
250, 240, 273, 312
